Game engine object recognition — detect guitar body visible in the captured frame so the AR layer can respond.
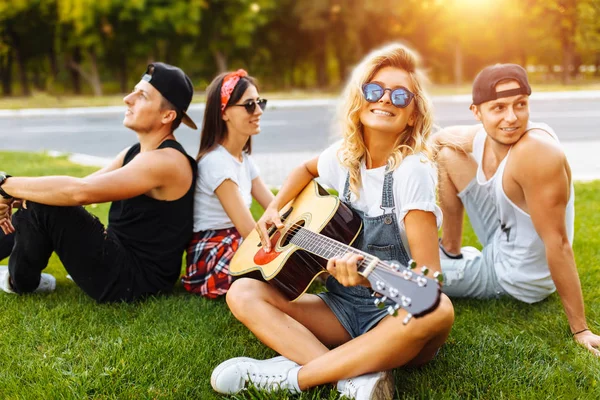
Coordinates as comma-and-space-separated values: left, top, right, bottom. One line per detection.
230, 180, 362, 301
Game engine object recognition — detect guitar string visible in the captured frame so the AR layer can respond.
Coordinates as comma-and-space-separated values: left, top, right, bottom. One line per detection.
289, 225, 426, 306
281, 222, 400, 271
274, 222, 430, 283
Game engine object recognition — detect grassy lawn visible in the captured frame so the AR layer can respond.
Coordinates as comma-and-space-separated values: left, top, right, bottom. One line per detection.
0, 151, 599, 399
1, 81, 600, 109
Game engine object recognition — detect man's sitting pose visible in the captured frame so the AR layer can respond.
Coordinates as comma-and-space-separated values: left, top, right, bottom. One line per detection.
0, 62, 197, 303
433, 63, 600, 356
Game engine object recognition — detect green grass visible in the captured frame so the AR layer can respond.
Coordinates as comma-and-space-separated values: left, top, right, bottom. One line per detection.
0, 151, 599, 399
2, 81, 600, 109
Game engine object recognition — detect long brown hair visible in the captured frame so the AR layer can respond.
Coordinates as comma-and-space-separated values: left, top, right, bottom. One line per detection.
196, 73, 258, 161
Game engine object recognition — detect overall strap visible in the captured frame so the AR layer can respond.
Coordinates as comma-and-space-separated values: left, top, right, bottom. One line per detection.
380, 165, 395, 214
342, 173, 352, 204
342, 165, 395, 214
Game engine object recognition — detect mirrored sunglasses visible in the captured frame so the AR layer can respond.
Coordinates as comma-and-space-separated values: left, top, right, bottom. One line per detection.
362, 83, 415, 108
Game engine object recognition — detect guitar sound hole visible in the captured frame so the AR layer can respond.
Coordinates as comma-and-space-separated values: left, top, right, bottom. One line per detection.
280, 220, 306, 247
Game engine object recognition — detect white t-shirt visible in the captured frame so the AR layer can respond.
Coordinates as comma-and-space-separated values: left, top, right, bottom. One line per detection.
193, 145, 259, 232
317, 140, 442, 257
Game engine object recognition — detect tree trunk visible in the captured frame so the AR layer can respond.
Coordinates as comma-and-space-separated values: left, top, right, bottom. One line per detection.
559, 0, 576, 84
454, 43, 463, 86
314, 31, 328, 87
48, 41, 59, 79
118, 55, 128, 93
0, 50, 13, 96
68, 47, 82, 94
32, 67, 43, 90
213, 49, 228, 73
68, 48, 103, 96
561, 41, 575, 84
7, 27, 30, 96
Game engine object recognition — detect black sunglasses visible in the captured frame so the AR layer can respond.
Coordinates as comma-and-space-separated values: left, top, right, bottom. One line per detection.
231, 98, 268, 114
362, 83, 415, 108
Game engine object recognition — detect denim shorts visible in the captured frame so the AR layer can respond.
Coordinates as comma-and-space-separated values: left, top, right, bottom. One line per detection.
317, 275, 394, 338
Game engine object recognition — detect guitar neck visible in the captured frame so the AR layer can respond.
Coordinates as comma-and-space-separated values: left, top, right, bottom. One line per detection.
289, 226, 373, 274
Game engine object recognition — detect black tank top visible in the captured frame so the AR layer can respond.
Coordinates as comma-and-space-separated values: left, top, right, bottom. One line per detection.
107, 140, 196, 296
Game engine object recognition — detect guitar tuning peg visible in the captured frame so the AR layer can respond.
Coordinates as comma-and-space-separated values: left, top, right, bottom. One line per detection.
420, 266, 429, 275
387, 305, 400, 317
374, 296, 388, 308
433, 271, 444, 283
390, 262, 401, 272
408, 259, 417, 269
402, 313, 413, 325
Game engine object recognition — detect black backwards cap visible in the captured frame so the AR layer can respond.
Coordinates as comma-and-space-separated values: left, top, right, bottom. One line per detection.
472, 63, 532, 106
142, 62, 197, 130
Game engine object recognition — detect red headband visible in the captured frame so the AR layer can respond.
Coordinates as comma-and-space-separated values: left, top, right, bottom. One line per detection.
221, 69, 248, 112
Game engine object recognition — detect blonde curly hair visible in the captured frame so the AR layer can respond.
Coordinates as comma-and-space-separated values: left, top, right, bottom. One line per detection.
337, 42, 434, 198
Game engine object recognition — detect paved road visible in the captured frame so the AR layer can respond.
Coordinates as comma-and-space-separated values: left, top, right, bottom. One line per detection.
1, 95, 598, 185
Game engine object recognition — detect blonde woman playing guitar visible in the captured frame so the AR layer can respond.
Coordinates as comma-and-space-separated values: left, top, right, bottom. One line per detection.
211, 43, 455, 400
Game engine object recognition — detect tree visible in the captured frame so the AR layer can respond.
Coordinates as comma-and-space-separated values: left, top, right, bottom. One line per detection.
198, 0, 275, 73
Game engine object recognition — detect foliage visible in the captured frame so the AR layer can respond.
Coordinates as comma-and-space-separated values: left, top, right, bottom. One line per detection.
1, 0, 599, 96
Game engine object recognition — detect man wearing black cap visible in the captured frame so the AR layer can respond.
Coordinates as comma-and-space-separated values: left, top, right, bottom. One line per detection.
0, 62, 198, 303
432, 63, 600, 356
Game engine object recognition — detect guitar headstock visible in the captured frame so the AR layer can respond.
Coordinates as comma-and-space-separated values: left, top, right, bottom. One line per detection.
365, 259, 442, 324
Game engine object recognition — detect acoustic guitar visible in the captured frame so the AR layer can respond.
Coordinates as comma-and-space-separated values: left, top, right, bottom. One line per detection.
230, 180, 442, 323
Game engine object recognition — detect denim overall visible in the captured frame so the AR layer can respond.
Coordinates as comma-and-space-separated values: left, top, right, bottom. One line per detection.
317, 168, 411, 338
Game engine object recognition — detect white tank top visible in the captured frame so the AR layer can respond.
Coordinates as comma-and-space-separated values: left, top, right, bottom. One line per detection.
472, 121, 575, 303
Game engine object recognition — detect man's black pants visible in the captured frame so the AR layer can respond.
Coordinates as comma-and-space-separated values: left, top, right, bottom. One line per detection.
0, 202, 135, 302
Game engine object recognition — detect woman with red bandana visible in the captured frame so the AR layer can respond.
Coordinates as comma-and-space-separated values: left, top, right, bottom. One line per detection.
182, 70, 273, 298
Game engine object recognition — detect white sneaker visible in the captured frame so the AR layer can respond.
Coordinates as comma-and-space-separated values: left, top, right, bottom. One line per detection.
211, 355, 301, 395
0, 265, 56, 294
337, 370, 395, 400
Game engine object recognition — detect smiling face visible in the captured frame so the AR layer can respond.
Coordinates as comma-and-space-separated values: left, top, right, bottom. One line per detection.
359, 66, 417, 137
222, 84, 263, 138
123, 80, 173, 133
473, 80, 530, 146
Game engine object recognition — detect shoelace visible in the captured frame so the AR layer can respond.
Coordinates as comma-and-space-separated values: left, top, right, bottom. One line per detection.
248, 372, 287, 390
340, 378, 359, 397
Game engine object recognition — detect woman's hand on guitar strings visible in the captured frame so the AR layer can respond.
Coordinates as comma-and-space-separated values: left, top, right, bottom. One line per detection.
255, 206, 285, 252
327, 253, 370, 288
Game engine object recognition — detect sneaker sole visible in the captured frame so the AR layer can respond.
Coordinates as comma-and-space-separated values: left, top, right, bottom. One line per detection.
372, 370, 395, 400
210, 357, 256, 394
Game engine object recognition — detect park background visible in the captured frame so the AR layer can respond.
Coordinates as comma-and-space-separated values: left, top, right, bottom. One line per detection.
1, 0, 600, 101
1, 0, 600, 399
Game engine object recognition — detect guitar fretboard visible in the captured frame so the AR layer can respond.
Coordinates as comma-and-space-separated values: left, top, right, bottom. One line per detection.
289, 226, 372, 272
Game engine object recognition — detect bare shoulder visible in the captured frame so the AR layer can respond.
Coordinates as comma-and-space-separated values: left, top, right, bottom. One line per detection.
431, 124, 481, 154
125, 146, 193, 182
510, 130, 568, 181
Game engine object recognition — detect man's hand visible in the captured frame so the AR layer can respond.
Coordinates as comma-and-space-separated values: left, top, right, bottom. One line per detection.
0, 198, 15, 234
574, 329, 600, 357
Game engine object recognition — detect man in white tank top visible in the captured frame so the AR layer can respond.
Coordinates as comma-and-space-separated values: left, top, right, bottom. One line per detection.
432, 63, 599, 356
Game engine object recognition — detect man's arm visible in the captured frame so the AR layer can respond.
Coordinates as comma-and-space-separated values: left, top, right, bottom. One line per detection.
1, 148, 187, 206
84, 146, 131, 178
429, 124, 481, 156
516, 136, 600, 356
